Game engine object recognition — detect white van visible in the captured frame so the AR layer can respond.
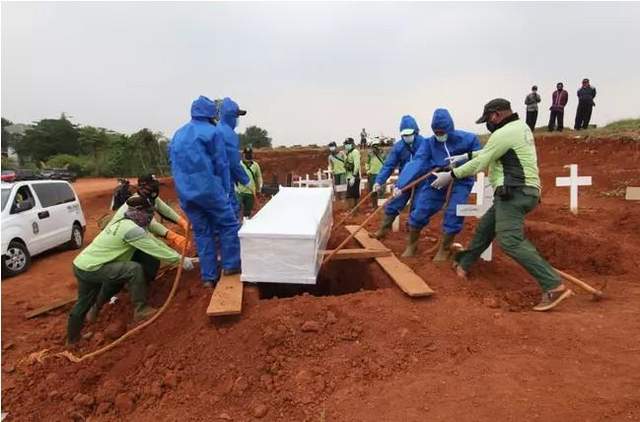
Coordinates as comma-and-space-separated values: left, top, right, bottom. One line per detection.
1, 180, 86, 277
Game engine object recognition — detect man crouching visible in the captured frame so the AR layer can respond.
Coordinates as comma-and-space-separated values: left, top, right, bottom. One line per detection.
67, 196, 196, 344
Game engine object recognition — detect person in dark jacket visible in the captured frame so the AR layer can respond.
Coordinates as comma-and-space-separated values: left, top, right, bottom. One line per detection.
548, 82, 568, 132
574, 78, 597, 130
524, 85, 541, 132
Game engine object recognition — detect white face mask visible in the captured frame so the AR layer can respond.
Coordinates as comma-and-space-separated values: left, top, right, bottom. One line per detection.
435, 134, 448, 143
345, 143, 353, 151
329, 146, 336, 152
402, 135, 415, 144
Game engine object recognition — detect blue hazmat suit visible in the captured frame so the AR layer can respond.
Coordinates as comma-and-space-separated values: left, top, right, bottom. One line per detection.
217, 97, 250, 217
169, 96, 241, 281
400, 108, 482, 234
375, 115, 425, 218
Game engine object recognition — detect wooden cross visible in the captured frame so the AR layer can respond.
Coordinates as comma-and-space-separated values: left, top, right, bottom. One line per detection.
456, 172, 494, 261
555, 164, 592, 215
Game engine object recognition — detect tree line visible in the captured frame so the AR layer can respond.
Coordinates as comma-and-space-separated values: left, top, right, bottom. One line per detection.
1, 114, 273, 178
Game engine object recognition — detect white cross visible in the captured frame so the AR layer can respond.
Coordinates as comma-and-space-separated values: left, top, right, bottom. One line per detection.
456, 172, 494, 261
555, 164, 592, 215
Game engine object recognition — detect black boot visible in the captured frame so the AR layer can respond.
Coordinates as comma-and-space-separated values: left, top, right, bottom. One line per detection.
401, 229, 421, 257
372, 214, 395, 239
433, 233, 456, 262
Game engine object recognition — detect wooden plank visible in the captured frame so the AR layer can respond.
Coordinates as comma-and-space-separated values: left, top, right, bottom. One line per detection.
24, 296, 76, 319
625, 187, 640, 200
320, 248, 391, 260
207, 274, 243, 316
345, 225, 434, 297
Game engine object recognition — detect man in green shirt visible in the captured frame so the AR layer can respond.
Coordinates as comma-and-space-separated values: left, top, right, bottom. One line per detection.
366, 142, 385, 209
235, 146, 263, 219
431, 98, 572, 312
343, 137, 361, 209
67, 196, 196, 344
328, 141, 346, 200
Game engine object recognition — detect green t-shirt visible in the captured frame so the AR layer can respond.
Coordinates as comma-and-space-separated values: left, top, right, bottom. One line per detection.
453, 118, 541, 191
328, 151, 346, 175
366, 150, 385, 175
236, 160, 263, 195
344, 148, 361, 179
73, 218, 180, 272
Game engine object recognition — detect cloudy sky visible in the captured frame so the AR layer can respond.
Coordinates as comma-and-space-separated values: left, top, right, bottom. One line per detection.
2, 2, 639, 146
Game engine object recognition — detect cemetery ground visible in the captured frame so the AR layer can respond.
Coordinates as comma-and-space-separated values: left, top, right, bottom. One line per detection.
2, 132, 640, 421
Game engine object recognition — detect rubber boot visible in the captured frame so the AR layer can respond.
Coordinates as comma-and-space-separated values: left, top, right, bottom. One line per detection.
372, 214, 395, 239
133, 305, 157, 322
433, 233, 456, 262
401, 229, 421, 257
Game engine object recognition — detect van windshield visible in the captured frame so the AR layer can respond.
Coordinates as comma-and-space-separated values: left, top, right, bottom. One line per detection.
1, 188, 11, 211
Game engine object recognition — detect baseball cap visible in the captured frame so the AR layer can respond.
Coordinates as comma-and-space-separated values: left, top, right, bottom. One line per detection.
237, 109, 247, 116
475, 98, 511, 124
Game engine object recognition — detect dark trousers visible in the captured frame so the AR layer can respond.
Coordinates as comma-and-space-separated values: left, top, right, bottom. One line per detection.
526, 110, 538, 132
548, 109, 564, 131
367, 173, 379, 208
68, 261, 151, 343
454, 188, 561, 292
237, 192, 255, 217
346, 176, 361, 201
574, 102, 593, 130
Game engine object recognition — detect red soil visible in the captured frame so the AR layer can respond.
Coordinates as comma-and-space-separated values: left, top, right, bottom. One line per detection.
2, 135, 640, 421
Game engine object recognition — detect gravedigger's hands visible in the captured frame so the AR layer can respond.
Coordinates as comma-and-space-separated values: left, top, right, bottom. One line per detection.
372, 183, 381, 193
393, 187, 403, 198
431, 171, 454, 190
446, 153, 469, 167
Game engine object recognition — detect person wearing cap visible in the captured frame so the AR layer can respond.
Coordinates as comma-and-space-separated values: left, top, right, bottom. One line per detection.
328, 142, 347, 200
366, 142, 386, 209
524, 85, 541, 132
217, 97, 251, 219
169, 95, 242, 288
430, 98, 572, 312
371, 115, 425, 239
548, 82, 568, 132
394, 109, 482, 259
343, 137, 361, 209
105, 174, 190, 255
67, 196, 197, 344
235, 146, 263, 219
574, 78, 597, 130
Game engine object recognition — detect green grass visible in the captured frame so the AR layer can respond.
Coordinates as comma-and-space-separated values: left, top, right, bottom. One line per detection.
603, 118, 640, 131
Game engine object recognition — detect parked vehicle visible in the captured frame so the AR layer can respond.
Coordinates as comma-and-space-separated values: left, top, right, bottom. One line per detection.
40, 168, 77, 182
1, 180, 86, 277
1, 170, 16, 182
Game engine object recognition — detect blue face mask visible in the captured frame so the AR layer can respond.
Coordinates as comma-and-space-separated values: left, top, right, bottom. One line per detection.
345, 143, 353, 152
435, 134, 448, 143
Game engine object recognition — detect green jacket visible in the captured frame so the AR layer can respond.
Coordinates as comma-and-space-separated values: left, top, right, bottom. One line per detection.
453, 116, 541, 191
74, 218, 180, 272
366, 150, 385, 175
345, 148, 361, 179
236, 160, 262, 195
328, 151, 346, 175
109, 195, 180, 238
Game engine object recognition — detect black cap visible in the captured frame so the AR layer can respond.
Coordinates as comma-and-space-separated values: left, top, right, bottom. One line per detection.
137, 174, 157, 186
328, 141, 337, 147
343, 137, 355, 145
475, 98, 511, 124
237, 109, 247, 116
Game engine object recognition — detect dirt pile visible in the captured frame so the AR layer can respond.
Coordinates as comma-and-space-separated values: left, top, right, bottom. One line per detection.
2, 135, 640, 421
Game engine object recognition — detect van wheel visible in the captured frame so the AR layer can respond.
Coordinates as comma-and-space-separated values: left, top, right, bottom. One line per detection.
2, 241, 31, 277
68, 224, 84, 249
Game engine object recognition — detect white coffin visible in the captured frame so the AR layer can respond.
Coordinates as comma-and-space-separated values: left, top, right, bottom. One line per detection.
239, 187, 333, 284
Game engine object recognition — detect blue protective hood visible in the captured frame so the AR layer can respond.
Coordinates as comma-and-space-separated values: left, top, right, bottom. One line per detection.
191, 96, 216, 120
431, 108, 455, 134
219, 97, 241, 129
399, 115, 420, 135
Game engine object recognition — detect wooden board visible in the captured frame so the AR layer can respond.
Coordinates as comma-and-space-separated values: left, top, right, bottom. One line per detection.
626, 187, 640, 201
345, 225, 434, 297
24, 296, 76, 319
207, 274, 243, 316
321, 248, 391, 260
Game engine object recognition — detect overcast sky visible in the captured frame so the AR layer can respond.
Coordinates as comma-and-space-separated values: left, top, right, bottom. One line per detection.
2, 2, 640, 146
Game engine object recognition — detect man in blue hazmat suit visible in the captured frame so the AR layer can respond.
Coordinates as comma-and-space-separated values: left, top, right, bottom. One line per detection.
216, 97, 251, 218
169, 96, 241, 288
395, 108, 482, 259
371, 115, 425, 239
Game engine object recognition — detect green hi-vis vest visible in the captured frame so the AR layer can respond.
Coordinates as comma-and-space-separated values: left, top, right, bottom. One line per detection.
236, 160, 262, 195
328, 152, 346, 175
